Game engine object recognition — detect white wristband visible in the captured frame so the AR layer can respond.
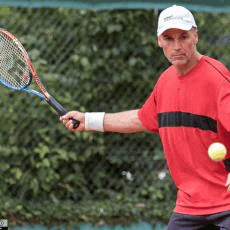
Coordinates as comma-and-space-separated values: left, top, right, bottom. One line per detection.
85, 112, 105, 132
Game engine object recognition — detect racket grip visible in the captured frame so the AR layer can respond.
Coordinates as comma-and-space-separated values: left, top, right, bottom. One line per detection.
46, 95, 80, 128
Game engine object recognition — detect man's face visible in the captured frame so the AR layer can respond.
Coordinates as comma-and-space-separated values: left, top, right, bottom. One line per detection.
158, 28, 198, 69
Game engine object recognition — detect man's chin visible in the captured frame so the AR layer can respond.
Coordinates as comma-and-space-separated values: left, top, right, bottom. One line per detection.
171, 59, 187, 67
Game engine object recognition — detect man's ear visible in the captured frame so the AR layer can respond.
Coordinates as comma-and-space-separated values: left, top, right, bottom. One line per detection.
158, 37, 163, 48
194, 31, 198, 45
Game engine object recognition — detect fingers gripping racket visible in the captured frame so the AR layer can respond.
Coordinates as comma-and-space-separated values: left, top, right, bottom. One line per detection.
0, 29, 80, 128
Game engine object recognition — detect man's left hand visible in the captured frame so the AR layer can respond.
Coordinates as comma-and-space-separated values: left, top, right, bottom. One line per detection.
226, 173, 230, 191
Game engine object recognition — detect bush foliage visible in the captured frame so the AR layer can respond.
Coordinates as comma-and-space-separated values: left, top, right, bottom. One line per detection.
0, 6, 229, 226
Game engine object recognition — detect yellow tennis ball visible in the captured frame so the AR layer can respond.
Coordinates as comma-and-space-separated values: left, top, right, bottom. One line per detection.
208, 142, 227, 161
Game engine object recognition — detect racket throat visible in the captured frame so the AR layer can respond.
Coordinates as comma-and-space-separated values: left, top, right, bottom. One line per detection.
45, 93, 67, 116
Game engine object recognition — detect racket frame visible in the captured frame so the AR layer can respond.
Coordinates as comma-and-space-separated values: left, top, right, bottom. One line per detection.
0, 29, 80, 126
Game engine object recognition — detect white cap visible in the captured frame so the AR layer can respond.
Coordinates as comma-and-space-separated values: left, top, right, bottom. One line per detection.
157, 5, 197, 37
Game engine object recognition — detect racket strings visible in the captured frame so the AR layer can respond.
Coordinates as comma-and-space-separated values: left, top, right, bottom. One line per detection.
0, 32, 31, 89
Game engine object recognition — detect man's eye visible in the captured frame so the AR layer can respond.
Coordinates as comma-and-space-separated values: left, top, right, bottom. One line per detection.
164, 37, 173, 41
181, 35, 189, 40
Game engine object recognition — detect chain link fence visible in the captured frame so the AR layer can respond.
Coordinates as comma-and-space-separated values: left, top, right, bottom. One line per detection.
0, 6, 229, 224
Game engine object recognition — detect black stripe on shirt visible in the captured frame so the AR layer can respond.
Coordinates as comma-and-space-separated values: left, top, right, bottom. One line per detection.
158, 112, 217, 133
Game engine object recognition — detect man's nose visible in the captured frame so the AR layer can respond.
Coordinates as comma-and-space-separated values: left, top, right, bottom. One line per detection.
174, 39, 182, 50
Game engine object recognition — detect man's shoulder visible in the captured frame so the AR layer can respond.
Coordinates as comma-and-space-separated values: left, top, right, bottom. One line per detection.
202, 56, 229, 72
154, 65, 176, 91
159, 65, 176, 80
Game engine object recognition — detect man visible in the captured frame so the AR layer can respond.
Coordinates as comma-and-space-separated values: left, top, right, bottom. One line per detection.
60, 5, 230, 229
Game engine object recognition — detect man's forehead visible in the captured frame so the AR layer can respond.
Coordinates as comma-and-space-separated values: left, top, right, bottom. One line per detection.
161, 28, 190, 36
161, 28, 191, 36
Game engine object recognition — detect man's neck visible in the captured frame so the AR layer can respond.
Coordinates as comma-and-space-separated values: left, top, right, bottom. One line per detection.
175, 52, 203, 76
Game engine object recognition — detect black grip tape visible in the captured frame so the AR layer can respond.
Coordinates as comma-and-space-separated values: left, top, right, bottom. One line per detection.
46, 95, 80, 128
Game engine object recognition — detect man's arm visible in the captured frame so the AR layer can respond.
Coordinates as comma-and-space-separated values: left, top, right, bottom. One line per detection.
60, 109, 147, 133
104, 109, 146, 133
226, 173, 230, 192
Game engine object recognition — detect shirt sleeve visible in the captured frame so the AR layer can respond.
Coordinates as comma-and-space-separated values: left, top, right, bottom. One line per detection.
138, 89, 159, 133
218, 80, 230, 132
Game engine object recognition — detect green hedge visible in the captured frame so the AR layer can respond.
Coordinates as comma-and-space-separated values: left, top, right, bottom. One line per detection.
0, 7, 229, 226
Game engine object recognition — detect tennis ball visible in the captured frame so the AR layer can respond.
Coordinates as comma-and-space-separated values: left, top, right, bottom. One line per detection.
208, 142, 227, 161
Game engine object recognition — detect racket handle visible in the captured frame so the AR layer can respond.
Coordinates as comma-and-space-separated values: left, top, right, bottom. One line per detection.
46, 95, 80, 128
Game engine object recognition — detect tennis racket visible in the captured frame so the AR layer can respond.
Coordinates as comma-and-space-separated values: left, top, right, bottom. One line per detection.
0, 28, 80, 128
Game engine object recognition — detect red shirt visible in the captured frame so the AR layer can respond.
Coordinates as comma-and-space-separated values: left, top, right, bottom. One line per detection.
139, 56, 230, 215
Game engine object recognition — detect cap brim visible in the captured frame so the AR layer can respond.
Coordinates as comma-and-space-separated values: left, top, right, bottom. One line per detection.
157, 23, 194, 37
